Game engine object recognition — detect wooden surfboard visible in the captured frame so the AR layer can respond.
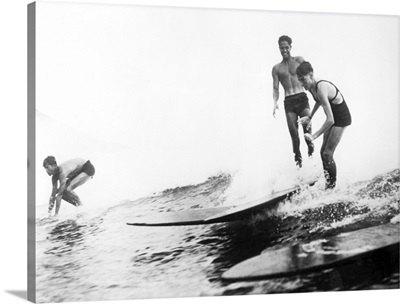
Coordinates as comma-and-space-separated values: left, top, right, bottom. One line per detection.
222, 223, 400, 281
127, 183, 312, 226
126, 206, 230, 226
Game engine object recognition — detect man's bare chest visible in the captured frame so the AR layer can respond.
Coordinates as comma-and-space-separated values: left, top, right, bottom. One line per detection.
277, 64, 298, 79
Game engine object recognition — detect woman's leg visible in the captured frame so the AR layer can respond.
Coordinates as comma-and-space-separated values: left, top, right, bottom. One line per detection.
320, 126, 346, 189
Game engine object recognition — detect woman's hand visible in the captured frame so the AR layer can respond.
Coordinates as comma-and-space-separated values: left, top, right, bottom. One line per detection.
299, 116, 312, 130
304, 133, 315, 142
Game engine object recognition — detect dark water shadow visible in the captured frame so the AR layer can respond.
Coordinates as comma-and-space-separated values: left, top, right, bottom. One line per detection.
4, 290, 27, 300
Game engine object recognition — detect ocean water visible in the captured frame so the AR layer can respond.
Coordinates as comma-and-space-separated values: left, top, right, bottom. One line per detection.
35, 169, 400, 303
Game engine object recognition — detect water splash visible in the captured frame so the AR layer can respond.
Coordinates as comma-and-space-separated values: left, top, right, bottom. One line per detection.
35, 168, 400, 302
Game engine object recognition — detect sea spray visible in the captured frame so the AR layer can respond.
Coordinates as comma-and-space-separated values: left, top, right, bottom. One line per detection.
36, 168, 400, 302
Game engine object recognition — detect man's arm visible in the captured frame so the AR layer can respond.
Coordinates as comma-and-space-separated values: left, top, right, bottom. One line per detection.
272, 65, 280, 117
54, 179, 67, 216
296, 56, 305, 64
48, 177, 58, 214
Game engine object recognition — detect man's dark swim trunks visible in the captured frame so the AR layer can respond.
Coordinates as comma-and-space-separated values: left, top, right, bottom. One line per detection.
284, 92, 310, 116
66, 160, 95, 186
311, 80, 352, 127
81, 160, 95, 177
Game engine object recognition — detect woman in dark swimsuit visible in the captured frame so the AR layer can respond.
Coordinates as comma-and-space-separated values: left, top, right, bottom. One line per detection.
296, 61, 352, 189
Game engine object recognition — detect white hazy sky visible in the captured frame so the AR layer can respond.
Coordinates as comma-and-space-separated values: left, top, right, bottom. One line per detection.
35, 0, 399, 205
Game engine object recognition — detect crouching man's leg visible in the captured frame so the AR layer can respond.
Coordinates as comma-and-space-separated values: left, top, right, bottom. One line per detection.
62, 191, 82, 207
64, 172, 92, 206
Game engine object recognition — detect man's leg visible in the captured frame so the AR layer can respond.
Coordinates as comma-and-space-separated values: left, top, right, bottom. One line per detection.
320, 126, 345, 189
300, 108, 314, 157
64, 173, 92, 206
62, 191, 81, 207
285, 111, 302, 167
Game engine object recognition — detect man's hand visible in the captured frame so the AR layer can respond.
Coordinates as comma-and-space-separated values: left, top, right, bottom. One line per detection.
273, 103, 279, 117
299, 116, 312, 130
48, 197, 55, 214
299, 116, 310, 124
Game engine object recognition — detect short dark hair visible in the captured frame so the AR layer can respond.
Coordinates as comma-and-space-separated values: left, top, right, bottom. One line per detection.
296, 61, 314, 77
43, 156, 57, 167
278, 35, 292, 45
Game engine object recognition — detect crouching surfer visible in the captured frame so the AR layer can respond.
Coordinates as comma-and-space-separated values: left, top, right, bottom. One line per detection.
43, 156, 95, 216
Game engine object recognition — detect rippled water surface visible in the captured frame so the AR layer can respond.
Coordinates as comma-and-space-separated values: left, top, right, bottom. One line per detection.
36, 169, 400, 302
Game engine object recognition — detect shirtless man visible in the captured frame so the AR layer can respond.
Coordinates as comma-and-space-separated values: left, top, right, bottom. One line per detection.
272, 35, 314, 168
43, 156, 95, 216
